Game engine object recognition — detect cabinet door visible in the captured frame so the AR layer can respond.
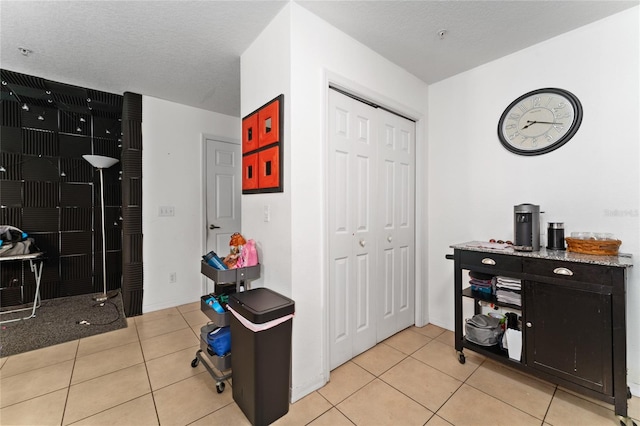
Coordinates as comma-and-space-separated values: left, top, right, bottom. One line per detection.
524, 281, 612, 395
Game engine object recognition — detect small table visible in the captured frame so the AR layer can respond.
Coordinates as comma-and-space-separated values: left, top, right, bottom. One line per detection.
0, 252, 45, 324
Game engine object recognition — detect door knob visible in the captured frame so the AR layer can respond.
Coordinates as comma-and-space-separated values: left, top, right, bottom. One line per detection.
387, 236, 392, 242
526, 322, 533, 328
209, 224, 221, 230
359, 239, 366, 247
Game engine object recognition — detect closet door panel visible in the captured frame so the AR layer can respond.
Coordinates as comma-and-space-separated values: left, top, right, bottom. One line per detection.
377, 110, 415, 341
328, 89, 376, 369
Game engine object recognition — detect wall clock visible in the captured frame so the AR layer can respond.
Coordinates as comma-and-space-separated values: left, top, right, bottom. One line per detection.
498, 88, 583, 156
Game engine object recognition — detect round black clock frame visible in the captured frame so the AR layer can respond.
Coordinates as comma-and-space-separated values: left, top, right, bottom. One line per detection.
498, 88, 583, 156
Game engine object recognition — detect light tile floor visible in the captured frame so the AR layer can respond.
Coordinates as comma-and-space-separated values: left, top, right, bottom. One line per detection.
1, 301, 638, 425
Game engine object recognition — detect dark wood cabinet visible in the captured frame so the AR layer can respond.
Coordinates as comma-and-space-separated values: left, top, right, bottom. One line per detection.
450, 242, 632, 418
525, 279, 612, 394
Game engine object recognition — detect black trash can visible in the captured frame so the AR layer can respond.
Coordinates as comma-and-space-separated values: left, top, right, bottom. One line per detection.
228, 287, 295, 426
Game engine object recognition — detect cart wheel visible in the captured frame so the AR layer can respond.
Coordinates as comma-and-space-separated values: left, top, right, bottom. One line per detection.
457, 351, 466, 364
191, 358, 199, 368
216, 382, 225, 393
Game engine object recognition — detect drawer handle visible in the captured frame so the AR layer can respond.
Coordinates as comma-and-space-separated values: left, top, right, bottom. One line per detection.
481, 258, 496, 266
553, 267, 574, 276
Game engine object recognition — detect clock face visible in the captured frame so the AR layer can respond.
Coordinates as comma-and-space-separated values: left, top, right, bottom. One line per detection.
498, 88, 583, 156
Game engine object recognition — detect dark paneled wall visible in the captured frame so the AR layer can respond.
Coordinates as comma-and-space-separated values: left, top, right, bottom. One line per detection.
0, 69, 123, 305
121, 92, 143, 316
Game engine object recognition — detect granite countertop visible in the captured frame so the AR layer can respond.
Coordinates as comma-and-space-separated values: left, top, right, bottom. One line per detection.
450, 241, 633, 268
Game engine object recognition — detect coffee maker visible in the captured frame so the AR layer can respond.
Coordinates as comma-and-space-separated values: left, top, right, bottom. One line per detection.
514, 204, 540, 251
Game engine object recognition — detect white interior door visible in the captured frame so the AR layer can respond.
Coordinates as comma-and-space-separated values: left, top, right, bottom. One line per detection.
328, 89, 377, 369
328, 88, 416, 370
376, 111, 415, 341
205, 139, 241, 257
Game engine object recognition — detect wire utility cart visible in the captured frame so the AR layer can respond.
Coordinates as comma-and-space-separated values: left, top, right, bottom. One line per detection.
191, 262, 260, 393
191, 310, 232, 393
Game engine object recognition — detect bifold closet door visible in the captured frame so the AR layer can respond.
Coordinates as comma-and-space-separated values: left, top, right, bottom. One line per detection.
328, 89, 377, 370
376, 111, 415, 341
328, 89, 416, 370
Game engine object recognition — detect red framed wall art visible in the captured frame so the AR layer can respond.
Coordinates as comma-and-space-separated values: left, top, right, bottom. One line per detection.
242, 94, 284, 193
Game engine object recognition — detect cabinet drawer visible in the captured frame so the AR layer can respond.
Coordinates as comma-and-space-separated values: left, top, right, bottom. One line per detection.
459, 250, 522, 274
523, 258, 611, 285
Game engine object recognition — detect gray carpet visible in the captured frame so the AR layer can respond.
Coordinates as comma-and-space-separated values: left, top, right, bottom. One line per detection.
0, 292, 128, 357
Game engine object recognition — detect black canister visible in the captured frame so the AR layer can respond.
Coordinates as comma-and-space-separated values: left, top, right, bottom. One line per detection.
547, 222, 565, 250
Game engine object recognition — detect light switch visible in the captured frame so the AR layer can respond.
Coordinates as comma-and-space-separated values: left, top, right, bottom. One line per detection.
264, 205, 270, 222
159, 206, 175, 217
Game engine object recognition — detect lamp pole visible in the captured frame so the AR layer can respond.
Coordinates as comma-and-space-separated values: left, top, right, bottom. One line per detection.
96, 166, 108, 302
82, 155, 119, 302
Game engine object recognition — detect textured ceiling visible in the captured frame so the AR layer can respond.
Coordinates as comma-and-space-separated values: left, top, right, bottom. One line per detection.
0, 1, 289, 117
297, 1, 639, 84
1, 1, 637, 117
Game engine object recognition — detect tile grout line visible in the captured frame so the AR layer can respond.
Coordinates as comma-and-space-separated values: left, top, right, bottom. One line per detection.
360, 338, 438, 423
541, 386, 559, 425
303, 391, 352, 426
143, 307, 204, 425
64, 315, 172, 425
174, 306, 233, 425
135, 319, 162, 426
59, 339, 80, 426
460, 359, 551, 424
62, 324, 154, 425
0, 344, 79, 418
395, 331, 510, 423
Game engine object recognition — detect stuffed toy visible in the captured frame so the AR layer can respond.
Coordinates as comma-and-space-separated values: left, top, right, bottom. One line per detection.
237, 239, 258, 268
223, 232, 246, 268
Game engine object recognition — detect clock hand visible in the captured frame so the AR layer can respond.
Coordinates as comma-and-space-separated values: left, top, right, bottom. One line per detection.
526, 120, 564, 125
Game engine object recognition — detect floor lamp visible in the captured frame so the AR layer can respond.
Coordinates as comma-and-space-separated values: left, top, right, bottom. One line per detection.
83, 155, 120, 303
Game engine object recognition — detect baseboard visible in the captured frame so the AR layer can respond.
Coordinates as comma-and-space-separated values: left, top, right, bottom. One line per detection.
629, 382, 639, 398
142, 296, 198, 314
290, 373, 328, 403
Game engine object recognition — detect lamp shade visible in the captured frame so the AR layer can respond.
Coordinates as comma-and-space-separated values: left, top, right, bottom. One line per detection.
83, 155, 119, 169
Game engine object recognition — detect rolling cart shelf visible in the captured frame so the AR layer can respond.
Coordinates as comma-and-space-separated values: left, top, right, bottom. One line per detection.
191, 325, 232, 393
194, 262, 261, 393
200, 262, 260, 293
461, 287, 522, 311
457, 338, 513, 364
200, 295, 230, 326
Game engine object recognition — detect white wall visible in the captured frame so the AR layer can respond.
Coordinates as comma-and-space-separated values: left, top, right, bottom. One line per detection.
427, 7, 640, 391
241, 3, 429, 402
240, 6, 293, 299
141, 96, 240, 312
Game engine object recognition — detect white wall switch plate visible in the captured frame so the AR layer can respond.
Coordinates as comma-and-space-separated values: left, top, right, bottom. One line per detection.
159, 206, 175, 217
